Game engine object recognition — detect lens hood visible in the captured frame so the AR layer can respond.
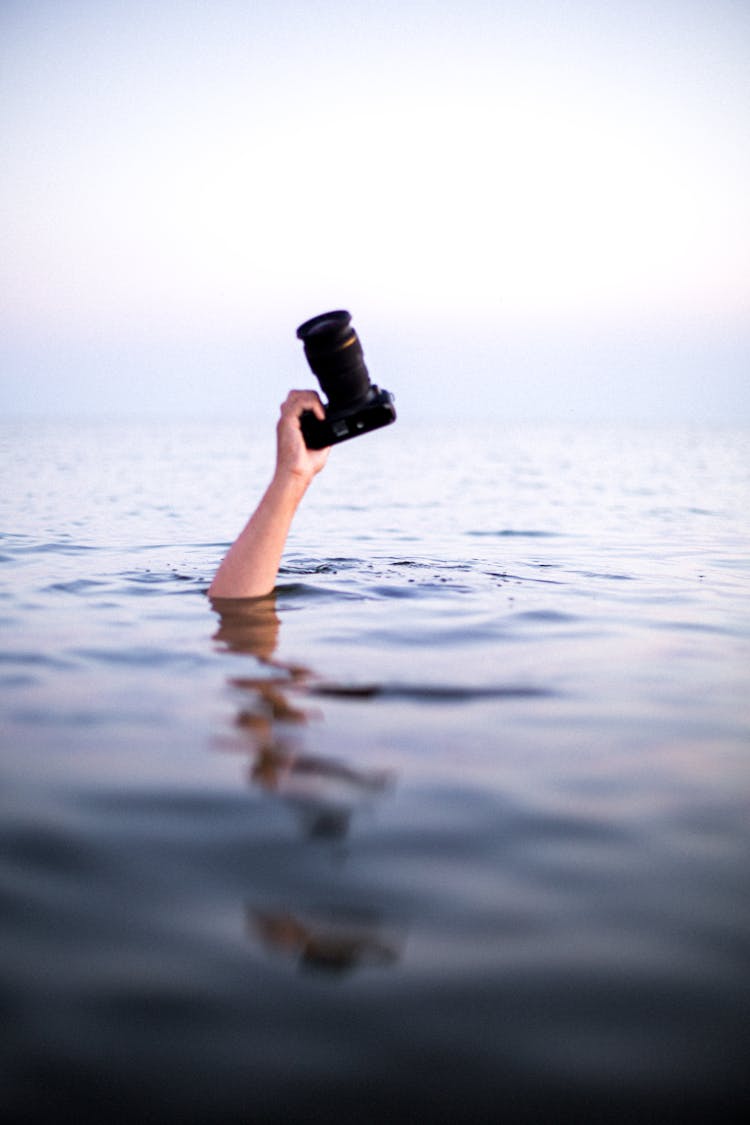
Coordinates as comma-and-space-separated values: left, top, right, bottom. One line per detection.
296, 310, 352, 344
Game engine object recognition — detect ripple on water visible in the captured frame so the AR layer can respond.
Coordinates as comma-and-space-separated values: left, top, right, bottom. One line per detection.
467, 528, 565, 538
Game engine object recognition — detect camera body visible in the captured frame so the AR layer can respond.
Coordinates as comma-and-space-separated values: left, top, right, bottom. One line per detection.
296, 310, 396, 449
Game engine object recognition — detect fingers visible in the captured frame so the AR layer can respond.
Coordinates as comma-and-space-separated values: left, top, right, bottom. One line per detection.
280, 390, 326, 422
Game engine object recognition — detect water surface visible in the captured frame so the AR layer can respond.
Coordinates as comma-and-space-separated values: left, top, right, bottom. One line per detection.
1, 418, 749, 1121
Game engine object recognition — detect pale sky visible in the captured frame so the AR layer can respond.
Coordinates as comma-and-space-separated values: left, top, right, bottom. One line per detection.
1, 0, 748, 422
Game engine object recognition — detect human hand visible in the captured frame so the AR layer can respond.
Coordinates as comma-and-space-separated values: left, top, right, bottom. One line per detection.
274, 390, 331, 485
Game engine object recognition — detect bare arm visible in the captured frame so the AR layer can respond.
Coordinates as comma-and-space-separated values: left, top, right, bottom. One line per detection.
208, 391, 330, 599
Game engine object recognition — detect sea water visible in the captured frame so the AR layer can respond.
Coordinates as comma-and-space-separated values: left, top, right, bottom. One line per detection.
1, 417, 749, 1121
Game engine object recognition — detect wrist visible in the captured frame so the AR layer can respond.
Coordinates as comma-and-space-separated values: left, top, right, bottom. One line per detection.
270, 463, 314, 498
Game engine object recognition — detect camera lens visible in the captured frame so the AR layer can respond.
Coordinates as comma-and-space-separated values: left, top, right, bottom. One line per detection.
296, 310, 372, 409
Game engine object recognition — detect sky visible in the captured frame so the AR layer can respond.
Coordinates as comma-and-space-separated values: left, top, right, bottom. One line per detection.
1, 0, 748, 423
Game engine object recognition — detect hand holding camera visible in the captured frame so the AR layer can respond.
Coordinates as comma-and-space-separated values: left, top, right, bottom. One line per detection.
275, 389, 330, 484
209, 310, 395, 599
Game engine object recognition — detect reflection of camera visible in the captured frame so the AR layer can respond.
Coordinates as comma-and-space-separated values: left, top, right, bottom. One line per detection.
296, 310, 396, 449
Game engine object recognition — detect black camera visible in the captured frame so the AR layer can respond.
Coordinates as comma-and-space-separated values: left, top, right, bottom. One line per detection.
295, 310, 396, 449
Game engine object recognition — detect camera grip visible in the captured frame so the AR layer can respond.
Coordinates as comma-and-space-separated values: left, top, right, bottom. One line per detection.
300, 410, 333, 450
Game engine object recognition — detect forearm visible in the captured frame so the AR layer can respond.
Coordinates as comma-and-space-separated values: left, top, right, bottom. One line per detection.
208, 469, 311, 599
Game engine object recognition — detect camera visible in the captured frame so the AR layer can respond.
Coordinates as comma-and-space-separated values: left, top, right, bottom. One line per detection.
295, 310, 396, 449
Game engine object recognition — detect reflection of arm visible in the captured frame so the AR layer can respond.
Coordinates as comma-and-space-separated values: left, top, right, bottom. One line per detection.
208, 391, 330, 600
